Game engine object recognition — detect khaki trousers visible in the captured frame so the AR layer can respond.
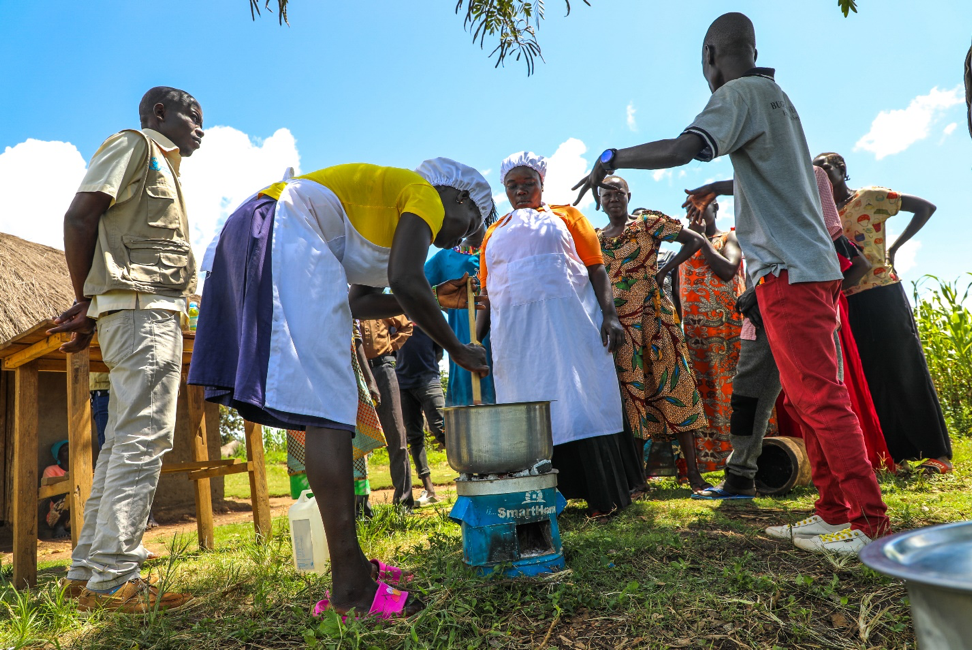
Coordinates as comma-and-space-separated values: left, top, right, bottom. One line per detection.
67, 309, 182, 590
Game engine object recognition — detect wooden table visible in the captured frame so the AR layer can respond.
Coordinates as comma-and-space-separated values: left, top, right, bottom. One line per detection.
0, 320, 271, 589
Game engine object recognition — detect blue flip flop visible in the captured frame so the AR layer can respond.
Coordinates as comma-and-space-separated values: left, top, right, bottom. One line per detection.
691, 487, 755, 500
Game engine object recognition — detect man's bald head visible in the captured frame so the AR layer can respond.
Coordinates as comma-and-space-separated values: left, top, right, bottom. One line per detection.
703, 12, 756, 58
138, 86, 198, 128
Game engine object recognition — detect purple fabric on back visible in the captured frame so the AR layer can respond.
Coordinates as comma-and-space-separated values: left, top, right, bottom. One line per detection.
188, 194, 353, 433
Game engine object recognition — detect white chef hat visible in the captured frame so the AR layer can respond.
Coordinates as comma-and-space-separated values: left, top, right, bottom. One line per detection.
415, 157, 496, 226
501, 151, 547, 184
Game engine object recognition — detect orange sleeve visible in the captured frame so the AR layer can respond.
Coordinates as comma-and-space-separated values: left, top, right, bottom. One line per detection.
551, 205, 604, 266
478, 219, 504, 290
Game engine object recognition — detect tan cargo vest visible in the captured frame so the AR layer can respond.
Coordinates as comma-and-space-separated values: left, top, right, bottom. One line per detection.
83, 130, 197, 298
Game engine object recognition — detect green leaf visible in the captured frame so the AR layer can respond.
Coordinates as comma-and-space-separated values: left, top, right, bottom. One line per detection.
678, 414, 700, 427
838, 0, 858, 17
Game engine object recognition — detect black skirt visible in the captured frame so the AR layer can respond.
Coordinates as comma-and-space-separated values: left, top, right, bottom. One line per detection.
846, 282, 951, 461
552, 433, 633, 515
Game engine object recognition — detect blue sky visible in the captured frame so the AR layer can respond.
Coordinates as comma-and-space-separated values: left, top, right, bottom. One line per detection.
2, 0, 970, 291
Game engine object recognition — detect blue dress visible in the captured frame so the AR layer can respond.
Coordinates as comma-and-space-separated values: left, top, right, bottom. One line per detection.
425, 249, 496, 406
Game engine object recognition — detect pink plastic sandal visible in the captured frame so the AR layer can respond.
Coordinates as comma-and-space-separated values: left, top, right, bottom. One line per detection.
370, 559, 412, 584
312, 581, 411, 620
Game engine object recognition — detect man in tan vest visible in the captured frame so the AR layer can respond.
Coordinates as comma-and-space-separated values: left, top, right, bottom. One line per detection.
49, 86, 203, 613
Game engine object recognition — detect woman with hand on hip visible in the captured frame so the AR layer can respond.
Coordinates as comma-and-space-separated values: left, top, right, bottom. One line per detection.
813, 152, 951, 474
597, 176, 710, 494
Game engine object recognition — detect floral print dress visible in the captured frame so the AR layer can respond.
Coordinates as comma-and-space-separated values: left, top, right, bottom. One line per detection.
678, 232, 745, 472
598, 211, 708, 442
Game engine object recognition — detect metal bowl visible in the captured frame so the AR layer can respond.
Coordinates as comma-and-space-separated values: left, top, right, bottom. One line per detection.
860, 521, 972, 650
443, 401, 553, 475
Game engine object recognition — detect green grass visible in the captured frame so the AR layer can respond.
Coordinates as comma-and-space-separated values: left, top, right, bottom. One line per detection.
224, 444, 457, 500
5, 439, 972, 648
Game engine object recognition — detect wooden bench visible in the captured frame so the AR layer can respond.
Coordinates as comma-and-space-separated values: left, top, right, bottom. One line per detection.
0, 320, 271, 589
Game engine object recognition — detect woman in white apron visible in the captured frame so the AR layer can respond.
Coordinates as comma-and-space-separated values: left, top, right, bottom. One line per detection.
191, 159, 493, 619
477, 152, 641, 516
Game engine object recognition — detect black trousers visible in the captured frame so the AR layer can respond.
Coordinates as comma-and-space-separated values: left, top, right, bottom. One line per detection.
370, 356, 413, 507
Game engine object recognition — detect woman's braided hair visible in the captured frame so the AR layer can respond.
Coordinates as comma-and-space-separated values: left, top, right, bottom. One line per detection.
817, 152, 850, 182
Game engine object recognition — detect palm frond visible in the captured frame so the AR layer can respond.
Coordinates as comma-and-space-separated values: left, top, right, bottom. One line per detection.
250, 0, 289, 26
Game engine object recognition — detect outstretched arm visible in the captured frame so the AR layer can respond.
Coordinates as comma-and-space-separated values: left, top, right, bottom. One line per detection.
682, 180, 734, 221
888, 194, 936, 270
573, 133, 707, 208
389, 214, 488, 375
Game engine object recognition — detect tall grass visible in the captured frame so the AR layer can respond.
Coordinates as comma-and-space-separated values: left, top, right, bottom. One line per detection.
913, 274, 972, 435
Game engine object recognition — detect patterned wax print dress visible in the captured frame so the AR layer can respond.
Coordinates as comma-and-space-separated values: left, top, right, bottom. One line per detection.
598, 211, 707, 443
678, 231, 745, 472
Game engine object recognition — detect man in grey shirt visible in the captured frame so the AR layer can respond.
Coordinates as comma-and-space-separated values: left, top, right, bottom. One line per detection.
573, 11, 887, 556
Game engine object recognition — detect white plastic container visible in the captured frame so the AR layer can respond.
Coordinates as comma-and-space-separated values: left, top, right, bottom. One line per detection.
288, 490, 329, 574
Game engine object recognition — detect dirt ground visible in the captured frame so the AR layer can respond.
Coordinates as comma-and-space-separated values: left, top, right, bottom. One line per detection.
0, 485, 457, 568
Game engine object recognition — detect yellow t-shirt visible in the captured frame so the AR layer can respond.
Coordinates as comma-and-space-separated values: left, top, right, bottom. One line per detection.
261, 164, 445, 247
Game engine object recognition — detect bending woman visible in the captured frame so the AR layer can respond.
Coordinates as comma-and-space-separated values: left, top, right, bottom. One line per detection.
814, 153, 951, 472
597, 176, 710, 493
478, 152, 637, 516
190, 160, 493, 618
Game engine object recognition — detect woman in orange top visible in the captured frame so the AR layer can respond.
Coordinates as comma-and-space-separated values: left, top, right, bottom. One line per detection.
478, 152, 639, 516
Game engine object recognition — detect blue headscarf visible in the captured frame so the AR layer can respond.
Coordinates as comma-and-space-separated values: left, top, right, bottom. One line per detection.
51, 440, 69, 467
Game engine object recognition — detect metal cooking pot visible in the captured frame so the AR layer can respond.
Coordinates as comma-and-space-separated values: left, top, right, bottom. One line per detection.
443, 401, 553, 475
860, 520, 972, 650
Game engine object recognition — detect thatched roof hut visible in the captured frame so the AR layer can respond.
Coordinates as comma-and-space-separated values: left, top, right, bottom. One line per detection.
0, 234, 73, 343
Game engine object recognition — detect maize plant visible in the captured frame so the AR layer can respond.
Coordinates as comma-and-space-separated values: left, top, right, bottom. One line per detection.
913, 275, 972, 435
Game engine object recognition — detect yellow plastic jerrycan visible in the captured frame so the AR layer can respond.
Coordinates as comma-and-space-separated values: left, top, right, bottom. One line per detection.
288, 490, 329, 574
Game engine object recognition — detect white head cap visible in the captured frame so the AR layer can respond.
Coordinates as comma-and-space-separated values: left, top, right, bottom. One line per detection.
415, 157, 496, 225
501, 151, 547, 184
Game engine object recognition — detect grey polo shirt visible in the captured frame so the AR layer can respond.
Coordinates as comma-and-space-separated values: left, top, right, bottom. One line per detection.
683, 68, 841, 285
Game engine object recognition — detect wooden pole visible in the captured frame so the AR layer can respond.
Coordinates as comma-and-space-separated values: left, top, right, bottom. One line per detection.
12, 363, 38, 589
467, 277, 482, 405
185, 381, 214, 550
244, 420, 271, 542
65, 349, 93, 547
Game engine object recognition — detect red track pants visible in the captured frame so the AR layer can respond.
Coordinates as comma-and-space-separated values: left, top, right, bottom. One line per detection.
757, 272, 889, 538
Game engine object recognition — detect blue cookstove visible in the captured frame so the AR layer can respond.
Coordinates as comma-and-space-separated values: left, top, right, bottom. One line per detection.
449, 471, 566, 577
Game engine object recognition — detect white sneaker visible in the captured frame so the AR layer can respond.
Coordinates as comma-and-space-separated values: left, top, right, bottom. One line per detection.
765, 515, 850, 540
416, 490, 438, 507
793, 528, 873, 555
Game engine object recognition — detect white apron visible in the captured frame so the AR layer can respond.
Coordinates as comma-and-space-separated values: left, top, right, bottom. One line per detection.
264, 178, 391, 427
485, 208, 623, 446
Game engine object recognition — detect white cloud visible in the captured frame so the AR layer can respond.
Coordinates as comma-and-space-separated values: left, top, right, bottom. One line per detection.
180, 126, 300, 258
0, 139, 88, 249
652, 169, 672, 182
626, 102, 637, 132
944, 122, 958, 136
0, 127, 300, 276
854, 85, 963, 159
543, 137, 593, 209
481, 168, 492, 177
493, 191, 509, 208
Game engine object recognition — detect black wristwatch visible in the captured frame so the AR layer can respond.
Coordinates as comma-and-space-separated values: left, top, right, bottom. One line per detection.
599, 148, 618, 172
